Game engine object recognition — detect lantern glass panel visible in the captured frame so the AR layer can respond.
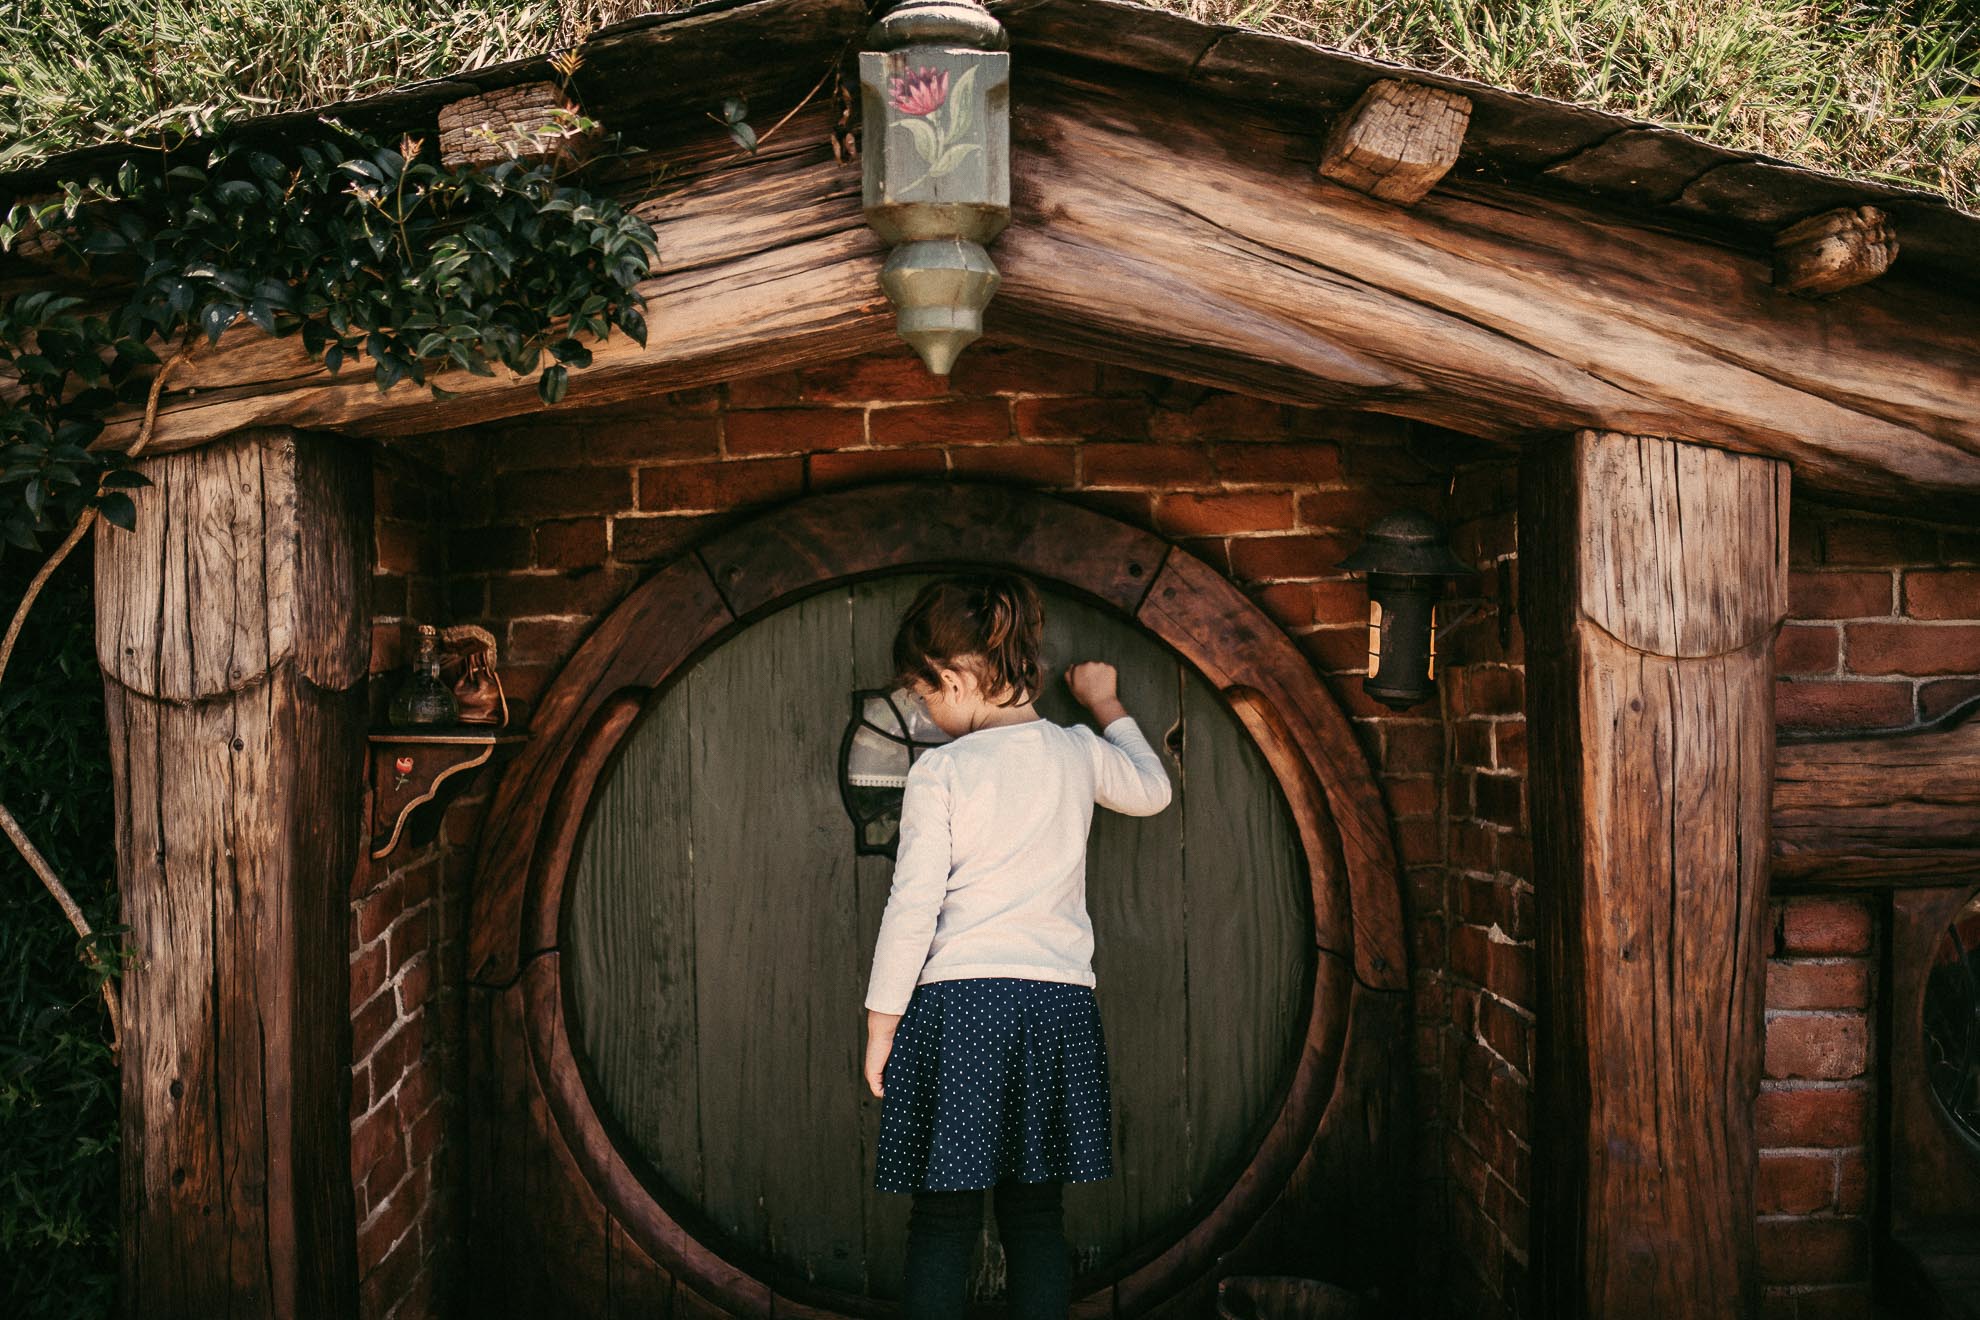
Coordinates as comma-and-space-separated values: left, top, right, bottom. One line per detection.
839, 685, 953, 855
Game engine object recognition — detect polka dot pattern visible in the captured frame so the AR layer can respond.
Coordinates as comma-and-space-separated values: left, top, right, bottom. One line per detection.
875, 977, 1114, 1194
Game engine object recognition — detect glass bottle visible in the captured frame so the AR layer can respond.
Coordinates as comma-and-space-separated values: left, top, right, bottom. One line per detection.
389, 624, 459, 727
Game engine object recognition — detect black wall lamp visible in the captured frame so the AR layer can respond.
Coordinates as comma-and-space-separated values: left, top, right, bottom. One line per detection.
1337, 510, 1481, 710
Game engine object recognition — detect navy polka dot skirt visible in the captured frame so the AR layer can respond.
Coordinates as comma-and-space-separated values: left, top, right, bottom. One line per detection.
875, 977, 1114, 1194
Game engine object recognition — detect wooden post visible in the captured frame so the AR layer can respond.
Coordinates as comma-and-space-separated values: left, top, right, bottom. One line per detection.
1520, 431, 1789, 1319
95, 427, 370, 1318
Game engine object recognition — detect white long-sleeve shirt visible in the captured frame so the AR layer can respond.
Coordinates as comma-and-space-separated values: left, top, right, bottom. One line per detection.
863, 713, 1174, 1015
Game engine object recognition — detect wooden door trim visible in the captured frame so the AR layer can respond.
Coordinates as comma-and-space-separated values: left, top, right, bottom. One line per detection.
467, 479, 1407, 1315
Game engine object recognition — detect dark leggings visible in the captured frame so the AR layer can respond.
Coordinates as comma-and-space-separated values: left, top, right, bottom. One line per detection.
903, 1175, 1069, 1320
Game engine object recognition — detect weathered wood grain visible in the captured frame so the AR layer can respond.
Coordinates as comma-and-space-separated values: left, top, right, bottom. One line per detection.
96, 427, 368, 1318
49, 76, 1980, 510
1522, 430, 1789, 1320
437, 80, 579, 168
1773, 701, 1980, 886
1315, 79, 1470, 206
1773, 205, 1897, 296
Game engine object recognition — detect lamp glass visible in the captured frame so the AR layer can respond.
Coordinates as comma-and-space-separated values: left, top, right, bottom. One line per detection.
839, 685, 953, 855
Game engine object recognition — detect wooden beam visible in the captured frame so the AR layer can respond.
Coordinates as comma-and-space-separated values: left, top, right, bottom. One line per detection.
1521, 430, 1790, 1320
50, 78, 1980, 509
1773, 205, 1897, 296
1773, 698, 1980, 886
1316, 78, 1470, 205
96, 426, 369, 1318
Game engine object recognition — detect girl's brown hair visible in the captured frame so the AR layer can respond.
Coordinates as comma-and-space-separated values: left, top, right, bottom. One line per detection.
890, 571, 1046, 708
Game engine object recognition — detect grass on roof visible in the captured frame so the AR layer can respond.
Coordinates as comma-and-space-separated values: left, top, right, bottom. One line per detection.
0, 0, 1975, 207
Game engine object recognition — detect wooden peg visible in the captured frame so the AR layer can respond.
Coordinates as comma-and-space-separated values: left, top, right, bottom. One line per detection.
1317, 79, 1471, 206
437, 80, 585, 169
1773, 204, 1897, 295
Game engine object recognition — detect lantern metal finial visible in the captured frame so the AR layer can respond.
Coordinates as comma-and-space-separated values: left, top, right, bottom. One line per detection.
861, 0, 1011, 376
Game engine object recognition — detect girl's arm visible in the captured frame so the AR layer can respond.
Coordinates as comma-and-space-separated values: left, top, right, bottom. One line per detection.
862, 755, 954, 1016
1069, 662, 1173, 817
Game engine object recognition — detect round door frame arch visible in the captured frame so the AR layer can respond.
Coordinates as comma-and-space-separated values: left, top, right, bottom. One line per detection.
466, 479, 1410, 1316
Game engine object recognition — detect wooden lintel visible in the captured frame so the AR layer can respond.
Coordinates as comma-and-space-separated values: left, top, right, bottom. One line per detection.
30, 79, 1980, 510
1773, 698, 1980, 887
1316, 79, 1470, 206
1773, 204, 1897, 296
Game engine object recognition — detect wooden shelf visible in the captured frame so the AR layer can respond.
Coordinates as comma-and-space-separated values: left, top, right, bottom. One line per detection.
367, 726, 528, 861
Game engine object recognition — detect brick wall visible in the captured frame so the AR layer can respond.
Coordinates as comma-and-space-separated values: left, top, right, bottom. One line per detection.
351, 348, 1975, 1320
1759, 495, 1979, 1317
1437, 457, 1532, 1318
350, 445, 473, 1319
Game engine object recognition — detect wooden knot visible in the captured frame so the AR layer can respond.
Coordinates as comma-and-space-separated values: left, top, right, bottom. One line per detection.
1772, 204, 1897, 296
1316, 79, 1471, 207
437, 80, 590, 170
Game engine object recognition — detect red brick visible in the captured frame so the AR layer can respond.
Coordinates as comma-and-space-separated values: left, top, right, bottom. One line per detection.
489, 568, 635, 618
1774, 680, 1913, 733
1921, 677, 1980, 721
1148, 392, 1284, 440
611, 512, 728, 564
1755, 1086, 1869, 1147
357, 1167, 425, 1273
447, 526, 531, 573
1078, 442, 1214, 487
507, 617, 590, 667
796, 352, 950, 403
1845, 621, 1980, 676
869, 400, 1010, 447
1459, 667, 1523, 717
358, 1231, 423, 1315
1775, 625, 1840, 675
356, 878, 412, 946
637, 456, 801, 511
485, 425, 581, 472
1821, 517, 1934, 565
946, 443, 1076, 485
1384, 721, 1443, 773
1385, 775, 1440, 818
1253, 580, 1367, 629
389, 905, 433, 973
374, 521, 426, 576
395, 954, 435, 1017
351, 940, 390, 1014
369, 1021, 423, 1095
1473, 773, 1523, 831
1476, 995, 1530, 1075
724, 407, 863, 456
1757, 1151, 1835, 1213
1296, 485, 1422, 530
1493, 721, 1526, 773
1765, 1013, 1868, 1080
360, 1132, 408, 1216
808, 447, 946, 488
946, 347, 1098, 397
722, 371, 800, 408
494, 467, 629, 518
1226, 531, 1357, 580
1903, 568, 1980, 620
585, 412, 722, 464
1395, 818, 1444, 868
1208, 441, 1344, 485
1012, 397, 1147, 441
1766, 959, 1870, 1010
1299, 625, 1370, 674
1780, 898, 1873, 955
534, 518, 607, 569
351, 1096, 403, 1188
1789, 570, 1893, 619
1755, 1217, 1866, 1285
1156, 492, 1297, 537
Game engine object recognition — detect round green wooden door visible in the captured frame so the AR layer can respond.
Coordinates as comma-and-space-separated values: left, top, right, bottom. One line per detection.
563, 570, 1313, 1302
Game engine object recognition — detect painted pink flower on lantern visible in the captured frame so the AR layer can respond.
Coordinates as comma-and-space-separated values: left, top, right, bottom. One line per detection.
889, 66, 950, 117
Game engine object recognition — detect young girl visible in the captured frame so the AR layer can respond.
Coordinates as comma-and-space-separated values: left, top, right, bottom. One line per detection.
861, 571, 1173, 1320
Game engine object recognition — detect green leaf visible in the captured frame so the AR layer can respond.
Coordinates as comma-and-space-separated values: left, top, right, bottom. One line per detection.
537, 364, 569, 404
944, 65, 979, 142
929, 142, 979, 177
727, 122, 758, 153
896, 116, 939, 165
97, 492, 136, 531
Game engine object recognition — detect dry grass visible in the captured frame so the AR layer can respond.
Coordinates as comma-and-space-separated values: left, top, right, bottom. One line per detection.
1, 0, 1974, 205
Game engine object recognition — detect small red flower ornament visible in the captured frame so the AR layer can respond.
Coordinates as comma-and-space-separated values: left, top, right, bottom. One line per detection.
888, 67, 950, 117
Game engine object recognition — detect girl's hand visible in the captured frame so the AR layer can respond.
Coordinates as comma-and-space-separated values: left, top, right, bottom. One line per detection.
864, 1010, 901, 1097
1066, 661, 1126, 725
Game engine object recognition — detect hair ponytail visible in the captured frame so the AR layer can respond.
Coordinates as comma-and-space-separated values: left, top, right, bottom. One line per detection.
891, 570, 1045, 707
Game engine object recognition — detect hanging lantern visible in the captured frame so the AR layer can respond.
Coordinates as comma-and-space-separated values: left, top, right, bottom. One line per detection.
839, 685, 954, 855
1337, 510, 1473, 711
860, 0, 1010, 375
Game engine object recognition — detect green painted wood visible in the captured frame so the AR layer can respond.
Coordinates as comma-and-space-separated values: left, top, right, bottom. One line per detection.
564, 572, 1312, 1304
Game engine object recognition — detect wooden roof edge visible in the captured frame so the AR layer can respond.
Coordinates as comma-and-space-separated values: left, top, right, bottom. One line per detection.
1, 0, 1974, 287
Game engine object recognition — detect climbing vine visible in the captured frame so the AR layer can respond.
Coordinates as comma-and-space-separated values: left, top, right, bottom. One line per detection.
0, 59, 687, 1062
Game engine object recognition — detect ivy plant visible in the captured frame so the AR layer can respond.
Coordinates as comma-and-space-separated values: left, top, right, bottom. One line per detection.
0, 105, 660, 557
